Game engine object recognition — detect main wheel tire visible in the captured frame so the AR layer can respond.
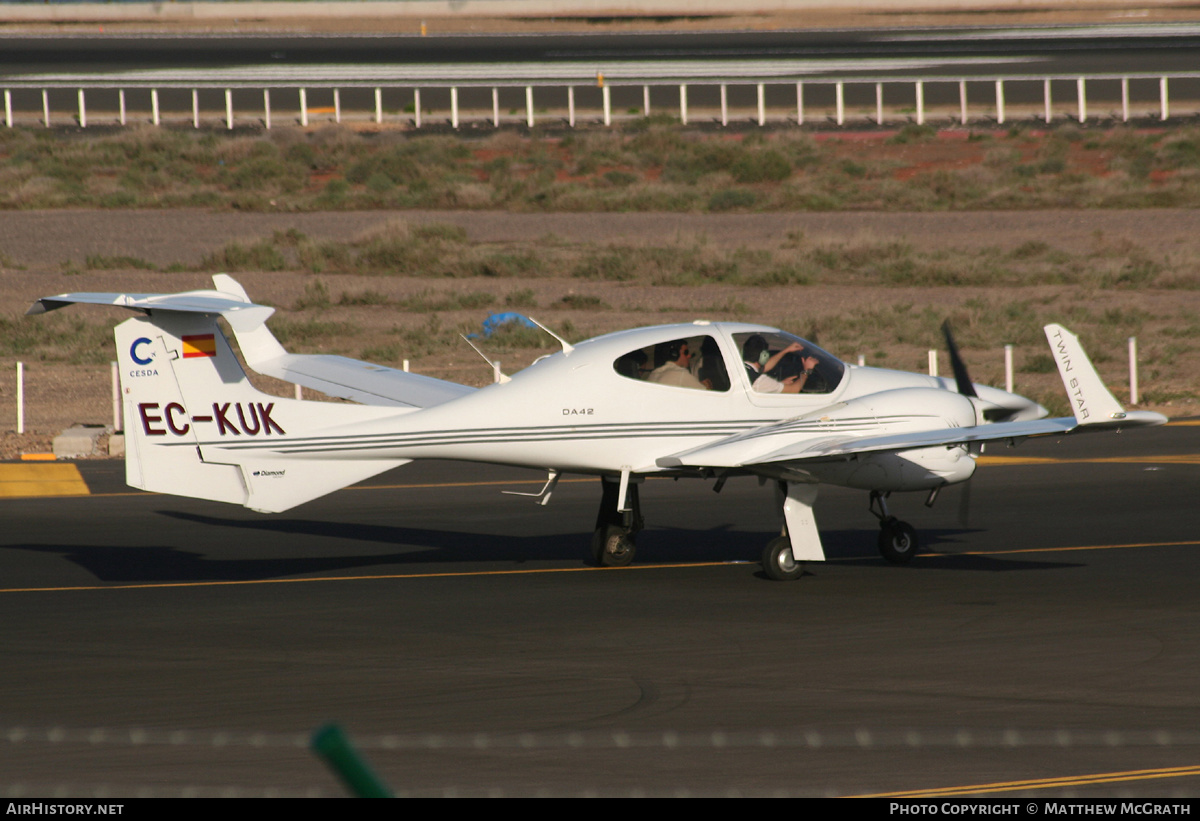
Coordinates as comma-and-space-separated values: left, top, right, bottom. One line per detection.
762, 536, 804, 581
878, 521, 919, 564
592, 526, 636, 567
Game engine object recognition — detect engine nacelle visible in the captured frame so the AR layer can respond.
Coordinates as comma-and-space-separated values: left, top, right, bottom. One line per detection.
802, 388, 979, 491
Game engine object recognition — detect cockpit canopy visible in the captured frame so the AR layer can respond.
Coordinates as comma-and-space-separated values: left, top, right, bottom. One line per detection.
612, 328, 844, 395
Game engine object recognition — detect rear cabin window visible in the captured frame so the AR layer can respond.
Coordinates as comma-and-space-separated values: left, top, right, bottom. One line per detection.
613, 335, 730, 392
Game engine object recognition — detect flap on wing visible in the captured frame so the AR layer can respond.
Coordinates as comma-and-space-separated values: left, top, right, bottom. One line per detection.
658, 418, 1080, 470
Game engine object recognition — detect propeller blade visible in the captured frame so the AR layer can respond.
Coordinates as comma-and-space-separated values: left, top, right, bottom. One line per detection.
941, 320, 978, 398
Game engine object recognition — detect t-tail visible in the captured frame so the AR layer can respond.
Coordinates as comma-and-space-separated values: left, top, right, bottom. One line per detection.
28, 277, 444, 512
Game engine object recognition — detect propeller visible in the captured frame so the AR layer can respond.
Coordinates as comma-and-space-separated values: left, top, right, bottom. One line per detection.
941, 319, 977, 399
942, 320, 977, 529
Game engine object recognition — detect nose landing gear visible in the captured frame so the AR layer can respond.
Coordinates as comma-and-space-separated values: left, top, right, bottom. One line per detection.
870, 490, 919, 564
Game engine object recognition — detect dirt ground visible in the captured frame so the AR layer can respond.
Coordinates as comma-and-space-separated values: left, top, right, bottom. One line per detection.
1, 208, 1197, 460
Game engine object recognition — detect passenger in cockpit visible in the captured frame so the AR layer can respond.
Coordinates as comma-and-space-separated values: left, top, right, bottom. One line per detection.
647, 339, 708, 390
742, 334, 818, 394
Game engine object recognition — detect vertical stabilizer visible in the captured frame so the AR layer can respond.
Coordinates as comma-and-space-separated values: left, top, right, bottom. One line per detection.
115, 313, 408, 512
1044, 324, 1127, 425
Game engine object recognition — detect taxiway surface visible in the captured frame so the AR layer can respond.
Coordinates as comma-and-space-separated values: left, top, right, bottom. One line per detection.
2, 424, 1200, 796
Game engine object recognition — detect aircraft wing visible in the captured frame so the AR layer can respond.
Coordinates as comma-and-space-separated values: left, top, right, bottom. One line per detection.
27, 275, 475, 410
657, 417, 1079, 470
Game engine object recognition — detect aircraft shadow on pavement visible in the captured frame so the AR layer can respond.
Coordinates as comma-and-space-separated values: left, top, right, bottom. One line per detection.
2, 517, 1080, 585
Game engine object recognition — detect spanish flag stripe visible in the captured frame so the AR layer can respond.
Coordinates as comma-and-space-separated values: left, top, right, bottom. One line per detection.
181, 334, 216, 358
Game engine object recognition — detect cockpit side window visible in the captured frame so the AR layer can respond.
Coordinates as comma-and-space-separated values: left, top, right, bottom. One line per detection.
613, 334, 729, 392
734, 331, 844, 395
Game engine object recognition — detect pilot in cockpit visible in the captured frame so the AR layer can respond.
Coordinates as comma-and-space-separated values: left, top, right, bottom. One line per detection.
742, 334, 818, 394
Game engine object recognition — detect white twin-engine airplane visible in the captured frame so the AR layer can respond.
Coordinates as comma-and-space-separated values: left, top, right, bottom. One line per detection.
30, 275, 1166, 580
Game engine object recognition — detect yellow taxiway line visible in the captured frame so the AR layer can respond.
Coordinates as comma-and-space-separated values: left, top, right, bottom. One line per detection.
853, 763, 1200, 797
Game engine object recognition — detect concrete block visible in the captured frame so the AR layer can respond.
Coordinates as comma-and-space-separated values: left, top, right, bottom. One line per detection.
52, 425, 106, 458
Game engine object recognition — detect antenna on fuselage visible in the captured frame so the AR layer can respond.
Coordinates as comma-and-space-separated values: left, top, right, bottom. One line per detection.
527, 317, 575, 356
460, 335, 511, 384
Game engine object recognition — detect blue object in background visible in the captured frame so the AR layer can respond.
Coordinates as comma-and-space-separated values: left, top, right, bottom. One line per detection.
476, 312, 538, 339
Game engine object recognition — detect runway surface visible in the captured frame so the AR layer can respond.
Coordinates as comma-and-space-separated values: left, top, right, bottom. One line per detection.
3, 424, 1200, 796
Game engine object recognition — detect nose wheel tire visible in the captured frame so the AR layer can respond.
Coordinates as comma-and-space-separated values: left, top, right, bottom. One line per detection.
878, 521, 919, 564
592, 525, 636, 567
762, 536, 804, 581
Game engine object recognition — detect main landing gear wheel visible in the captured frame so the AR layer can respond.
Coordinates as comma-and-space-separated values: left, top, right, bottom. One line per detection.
878, 520, 919, 564
591, 478, 643, 568
762, 536, 804, 581
592, 525, 636, 567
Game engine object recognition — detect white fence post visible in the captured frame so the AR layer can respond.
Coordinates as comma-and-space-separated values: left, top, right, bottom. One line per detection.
602, 85, 611, 126
374, 87, 382, 124
643, 84, 650, 116
995, 79, 1005, 125
1077, 77, 1086, 123
299, 88, 308, 127
568, 86, 575, 127
192, 89, 199, 128
959, 79, 967, 125
16, 362, 24, 435
1004, 344, 1014, 394
151, 88, 159, 126
720, 83, 727, 126
263, 88, 271, 129
414, 88, 421, 128
225, 88, 233, 129
1129, 337, 1139, 404
4, 90, 10, 127
492, 87, 499, 126
77, 88, 86, 127
757, 82, 765, 126
333, 88, 341, 123
915, 81, 924, 125
836, 81, 844, 125
679, 84, 687, 125
119, 88, 126, 126
525, 85, 533, 127
928, 350, 938, 377
876, 82, 883, 125
111, 361, 120, 431
1121, 77, 1130, 122
1160, 76, 1169, 121
1044, 78, 1052, 122
450, 86, 459, 128
42, 89, 49, 127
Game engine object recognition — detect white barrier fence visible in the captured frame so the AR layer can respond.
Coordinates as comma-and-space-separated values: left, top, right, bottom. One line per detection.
3, 74, 1198, 130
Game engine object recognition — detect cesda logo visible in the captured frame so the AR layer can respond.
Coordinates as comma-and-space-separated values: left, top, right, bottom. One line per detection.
130, 337, 154, 366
